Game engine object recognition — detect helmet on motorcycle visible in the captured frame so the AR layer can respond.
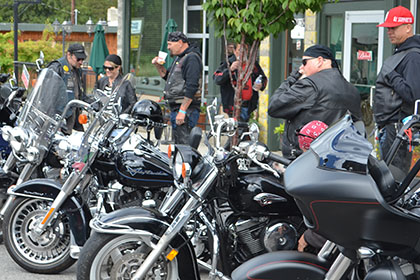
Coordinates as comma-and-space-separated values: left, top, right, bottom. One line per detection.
131, 99, 163, 123
297, 120, 328, 151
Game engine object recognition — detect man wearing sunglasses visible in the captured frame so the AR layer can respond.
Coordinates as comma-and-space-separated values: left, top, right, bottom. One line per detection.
268, 44, 361, 159
48, 43, 87, 134
152, 31, 202, 144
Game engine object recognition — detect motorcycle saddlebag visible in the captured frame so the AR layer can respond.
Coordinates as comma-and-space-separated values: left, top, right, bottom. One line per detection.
231, 251, 328, 280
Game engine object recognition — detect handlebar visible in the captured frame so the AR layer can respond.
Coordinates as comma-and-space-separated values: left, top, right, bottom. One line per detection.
266, 152, 291, 166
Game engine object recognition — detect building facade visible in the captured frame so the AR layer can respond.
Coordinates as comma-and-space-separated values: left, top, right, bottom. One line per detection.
121, 0, 420, 149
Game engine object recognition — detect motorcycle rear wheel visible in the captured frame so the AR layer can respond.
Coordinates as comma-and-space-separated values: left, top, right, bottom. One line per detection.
77, 232, 179, 280
3, 197, 75, 273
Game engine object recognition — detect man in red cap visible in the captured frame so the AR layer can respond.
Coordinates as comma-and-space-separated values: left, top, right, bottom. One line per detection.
374, 6, 420, 182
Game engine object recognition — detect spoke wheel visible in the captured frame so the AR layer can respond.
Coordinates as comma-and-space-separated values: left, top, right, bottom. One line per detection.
3, 197, 75, 273
77, 233, 179, 280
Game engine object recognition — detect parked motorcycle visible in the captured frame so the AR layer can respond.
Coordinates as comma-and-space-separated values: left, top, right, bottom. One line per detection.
231, 111, 420, 280
2, 94, 179, 274
76, 99, 303, 280
0, 74, 25, 190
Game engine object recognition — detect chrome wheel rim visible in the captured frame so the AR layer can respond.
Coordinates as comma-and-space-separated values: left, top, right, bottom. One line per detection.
10, 199, 71, 265
91, 235, 178, 280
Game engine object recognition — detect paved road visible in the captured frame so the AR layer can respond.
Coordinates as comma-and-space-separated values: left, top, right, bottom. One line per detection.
0, 243, 211, 279
0, 244, 76, 279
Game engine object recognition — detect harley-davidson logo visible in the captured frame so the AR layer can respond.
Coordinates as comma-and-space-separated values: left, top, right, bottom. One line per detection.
125, 165, 168, 177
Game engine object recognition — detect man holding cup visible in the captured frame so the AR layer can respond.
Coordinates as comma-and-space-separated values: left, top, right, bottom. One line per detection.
152, 31, 203, 144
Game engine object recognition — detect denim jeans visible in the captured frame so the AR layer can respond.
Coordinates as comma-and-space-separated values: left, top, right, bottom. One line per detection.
170, 108, 200, 144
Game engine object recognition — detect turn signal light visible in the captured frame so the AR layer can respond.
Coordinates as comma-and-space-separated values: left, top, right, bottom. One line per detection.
168, 145, 172, 159
78, 114, 88, 124
181, 163, 186, 179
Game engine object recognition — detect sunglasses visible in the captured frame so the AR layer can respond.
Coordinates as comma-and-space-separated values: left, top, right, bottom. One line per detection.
301, 57, 316, 66
103, 65, 115, 71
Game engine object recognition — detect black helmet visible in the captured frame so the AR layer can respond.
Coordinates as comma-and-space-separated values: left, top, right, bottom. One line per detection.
131, 99, 163, 123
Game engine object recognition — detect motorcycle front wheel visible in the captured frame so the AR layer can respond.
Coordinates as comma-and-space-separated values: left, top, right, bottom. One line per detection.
77, 232, 179, 280
3, 197, 75, 273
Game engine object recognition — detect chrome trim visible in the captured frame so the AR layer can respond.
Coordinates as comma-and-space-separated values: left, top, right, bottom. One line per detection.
253, 192, 287, 206
317, 240, 336, 260
5, 191, 54, 201
325, 253, 353, 280
197, 259, 231, 280
70, 245, 81, 259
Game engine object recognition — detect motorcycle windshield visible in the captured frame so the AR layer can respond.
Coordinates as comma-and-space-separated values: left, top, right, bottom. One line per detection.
19, 68, 67, 127
310, 115, 373, 174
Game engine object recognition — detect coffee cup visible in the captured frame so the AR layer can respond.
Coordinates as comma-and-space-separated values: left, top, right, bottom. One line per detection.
157, 51, 167, 65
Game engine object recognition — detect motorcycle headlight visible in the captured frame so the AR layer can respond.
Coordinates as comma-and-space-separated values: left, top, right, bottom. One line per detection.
9, 127, 29, 152
26, 146, 40, 163
1, 125, 13, 142
172, 151, 191, 181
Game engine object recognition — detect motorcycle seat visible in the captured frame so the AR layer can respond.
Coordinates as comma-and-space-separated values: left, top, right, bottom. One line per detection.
367, 155, 398, 202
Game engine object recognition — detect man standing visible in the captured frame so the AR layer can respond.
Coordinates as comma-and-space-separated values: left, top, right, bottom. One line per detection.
374, 6, 420, 182
152, 31, 202, 144
213, 43, 267, 120
48, 43, 87, 134
268, 45, 361, 159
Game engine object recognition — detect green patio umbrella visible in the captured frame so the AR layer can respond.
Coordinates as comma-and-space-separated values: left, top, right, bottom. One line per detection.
160, 19, 178, 69
89, 24, 109, 75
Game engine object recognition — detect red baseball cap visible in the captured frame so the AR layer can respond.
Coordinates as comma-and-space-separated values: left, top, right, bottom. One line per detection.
377, 6, 414, 27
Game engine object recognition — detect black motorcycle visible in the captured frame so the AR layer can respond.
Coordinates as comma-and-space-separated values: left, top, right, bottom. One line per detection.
2, 95, 178, 274
232, 112, 420, 280
76, 100, 303, 280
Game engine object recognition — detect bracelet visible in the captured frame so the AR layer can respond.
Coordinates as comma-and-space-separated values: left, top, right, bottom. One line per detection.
179, 109, 186, 114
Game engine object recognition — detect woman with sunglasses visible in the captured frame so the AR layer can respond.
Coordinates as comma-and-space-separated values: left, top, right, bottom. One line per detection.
268, 44, 362, 159
94, 54, 137, 114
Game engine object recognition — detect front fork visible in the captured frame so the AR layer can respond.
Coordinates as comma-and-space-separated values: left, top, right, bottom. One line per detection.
33, 171, 82, 235
132, 166, 218, 280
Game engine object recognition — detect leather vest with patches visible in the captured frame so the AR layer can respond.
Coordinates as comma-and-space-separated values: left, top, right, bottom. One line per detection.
163, 53, 201, 108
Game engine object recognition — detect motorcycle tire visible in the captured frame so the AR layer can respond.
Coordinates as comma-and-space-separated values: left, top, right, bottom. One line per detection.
3, 197, 75, 274
77, 232, 180, 280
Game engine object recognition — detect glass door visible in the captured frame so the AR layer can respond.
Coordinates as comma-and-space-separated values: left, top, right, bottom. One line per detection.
343, 10, 384, 139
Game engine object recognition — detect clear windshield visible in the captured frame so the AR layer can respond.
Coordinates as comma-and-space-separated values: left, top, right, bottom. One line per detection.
19, 68, 67, 128
310, 115, 373, 174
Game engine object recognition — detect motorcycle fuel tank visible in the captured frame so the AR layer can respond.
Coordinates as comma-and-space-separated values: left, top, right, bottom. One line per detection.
115, 149, 173, 188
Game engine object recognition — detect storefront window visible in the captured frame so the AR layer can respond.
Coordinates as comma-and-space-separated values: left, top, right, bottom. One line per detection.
130, 0, 162, 77
327, 15, 343, 69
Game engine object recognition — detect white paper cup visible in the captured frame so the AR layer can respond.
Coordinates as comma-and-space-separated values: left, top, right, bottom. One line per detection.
157, 51, 168, 64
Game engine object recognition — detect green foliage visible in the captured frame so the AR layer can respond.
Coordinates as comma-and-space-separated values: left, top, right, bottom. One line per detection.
203, 0, 328, 45
0, 0, 118, 25
274, 122, 285, 141
0, 29, 62, 73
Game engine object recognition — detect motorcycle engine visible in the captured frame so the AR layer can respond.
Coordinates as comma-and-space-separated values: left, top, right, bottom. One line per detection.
229, 217, 298, 265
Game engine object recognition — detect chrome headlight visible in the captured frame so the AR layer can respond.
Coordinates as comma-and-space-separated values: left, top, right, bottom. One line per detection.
172, 151, 192, 182
26, 146, 40, 163
1, 125, 13, 142
173, 152, 184, 180
9, 127, 29, 152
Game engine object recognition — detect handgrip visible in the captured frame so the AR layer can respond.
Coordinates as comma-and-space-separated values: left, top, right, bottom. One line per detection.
267, 152, 291, 166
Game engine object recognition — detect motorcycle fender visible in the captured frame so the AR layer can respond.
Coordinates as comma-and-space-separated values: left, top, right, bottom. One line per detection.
231, 251, 329, 280
9, 178, 92, 246
93, 207, 200, 280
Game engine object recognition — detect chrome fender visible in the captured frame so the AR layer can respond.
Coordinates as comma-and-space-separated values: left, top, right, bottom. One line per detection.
8, 178, 92, 246
90, 207, 200, 280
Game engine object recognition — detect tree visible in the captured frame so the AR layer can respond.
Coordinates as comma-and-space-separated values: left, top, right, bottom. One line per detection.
0, 0, 117, 25
203, 0, 331, 142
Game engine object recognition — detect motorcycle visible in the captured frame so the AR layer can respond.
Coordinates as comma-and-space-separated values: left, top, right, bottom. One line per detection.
0, 74, 25, 189
2, 94, 183, 274
231, 110, 420, 280
76, 99, 303, 280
